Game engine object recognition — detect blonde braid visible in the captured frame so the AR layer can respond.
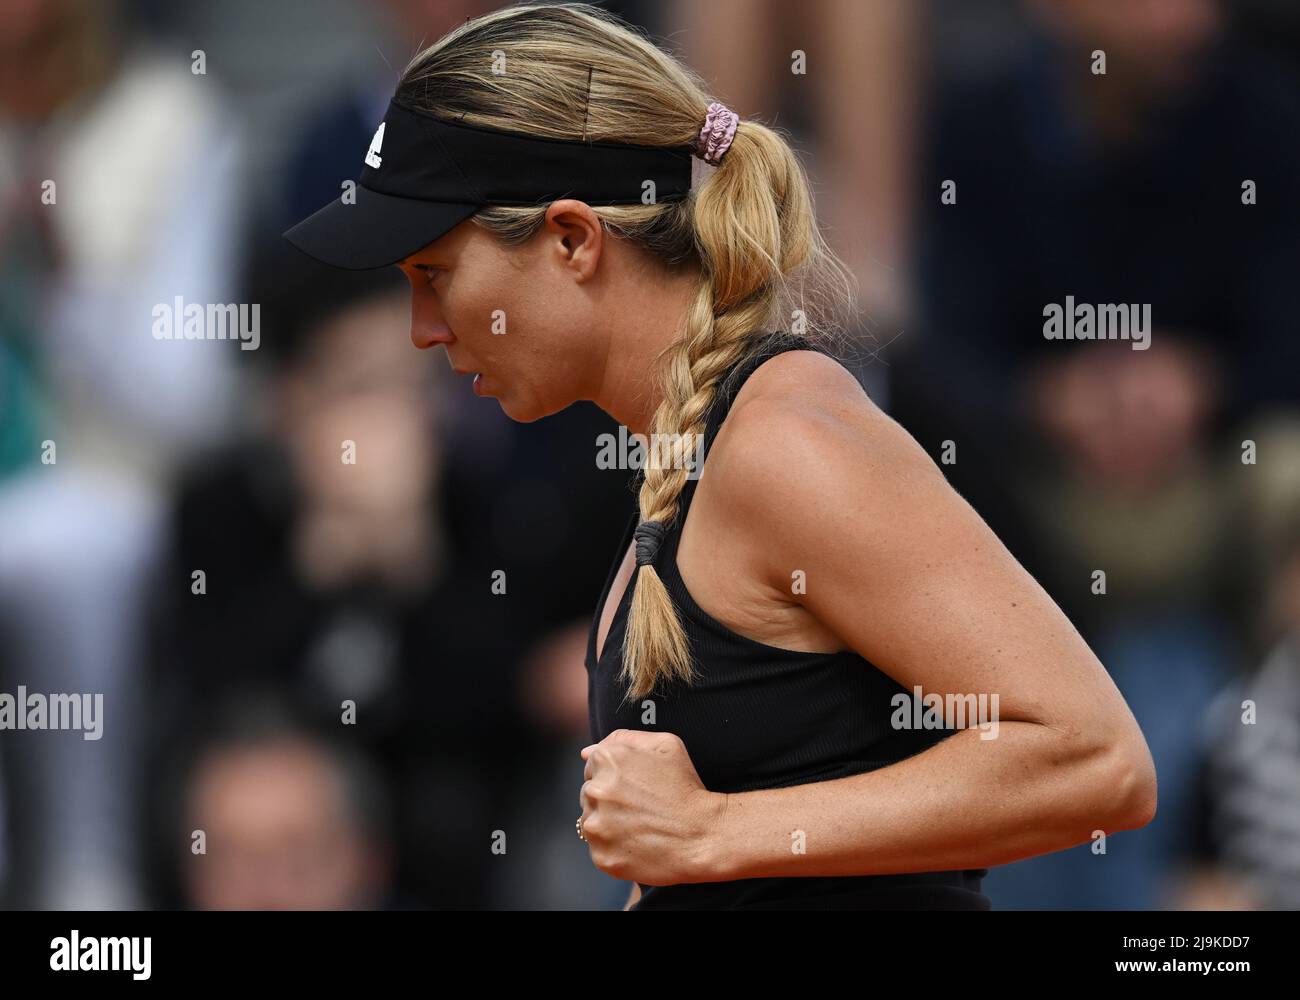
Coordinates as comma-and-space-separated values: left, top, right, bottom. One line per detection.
619, 287, 777, 700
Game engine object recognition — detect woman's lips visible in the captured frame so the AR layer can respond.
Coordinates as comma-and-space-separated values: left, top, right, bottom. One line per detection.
450, 363, 489, 396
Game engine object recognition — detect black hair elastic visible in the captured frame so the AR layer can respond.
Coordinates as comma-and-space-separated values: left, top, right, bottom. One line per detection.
633, 520, 669, 566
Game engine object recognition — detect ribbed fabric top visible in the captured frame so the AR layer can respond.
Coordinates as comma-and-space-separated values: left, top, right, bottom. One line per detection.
585, 331, 990, 910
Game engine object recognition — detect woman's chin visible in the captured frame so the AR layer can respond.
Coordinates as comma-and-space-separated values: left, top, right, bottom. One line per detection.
501, 402, 546, 423
490, 389, 531, 422
497, 391, 568, 424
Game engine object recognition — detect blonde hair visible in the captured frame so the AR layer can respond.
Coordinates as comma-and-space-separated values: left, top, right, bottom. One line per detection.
399, 2, 857, 699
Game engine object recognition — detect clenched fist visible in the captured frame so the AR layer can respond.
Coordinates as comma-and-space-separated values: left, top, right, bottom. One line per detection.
578, 729, 728, 887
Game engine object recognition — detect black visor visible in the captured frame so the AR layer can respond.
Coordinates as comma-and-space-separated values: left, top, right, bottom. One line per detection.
283, 98, 695, 270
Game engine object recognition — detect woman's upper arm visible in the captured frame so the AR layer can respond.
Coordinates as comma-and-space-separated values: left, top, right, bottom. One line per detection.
720, 363, 1143, 754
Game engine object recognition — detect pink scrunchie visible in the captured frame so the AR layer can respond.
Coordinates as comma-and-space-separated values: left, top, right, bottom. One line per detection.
695, 101, 739, 165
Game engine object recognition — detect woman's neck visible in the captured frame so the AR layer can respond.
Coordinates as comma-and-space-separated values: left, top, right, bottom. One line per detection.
589, 264, 701, 439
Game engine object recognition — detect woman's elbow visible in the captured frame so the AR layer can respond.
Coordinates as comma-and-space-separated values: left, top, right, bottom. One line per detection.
1103, 735, 1159, 831
1049, 719, 1158, 837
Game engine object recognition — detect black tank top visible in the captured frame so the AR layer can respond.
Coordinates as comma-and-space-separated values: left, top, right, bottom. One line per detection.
585, 331, 990, 910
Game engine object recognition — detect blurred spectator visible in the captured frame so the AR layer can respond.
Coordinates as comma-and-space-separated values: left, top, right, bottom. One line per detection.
1176, 511, 1300, 910
0, 0, 243, 908
173, 694, 394, 910
144, 251, 523, 908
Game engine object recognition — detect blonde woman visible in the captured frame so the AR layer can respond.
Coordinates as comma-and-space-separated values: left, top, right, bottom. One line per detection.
286, 3, 1157, 910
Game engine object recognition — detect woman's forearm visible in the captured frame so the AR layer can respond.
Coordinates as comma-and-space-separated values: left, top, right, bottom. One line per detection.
701, 722, 1155, 882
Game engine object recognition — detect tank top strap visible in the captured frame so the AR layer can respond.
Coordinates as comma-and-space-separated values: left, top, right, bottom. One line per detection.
640, 329, 829, 630
676, 330, 830, 516
625, 330, 831, 534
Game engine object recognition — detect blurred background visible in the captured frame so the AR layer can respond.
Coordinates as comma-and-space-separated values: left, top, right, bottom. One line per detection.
0, 0, 1298, 910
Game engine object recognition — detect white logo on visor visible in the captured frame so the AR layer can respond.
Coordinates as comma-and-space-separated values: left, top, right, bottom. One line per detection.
365, 121, 385, 169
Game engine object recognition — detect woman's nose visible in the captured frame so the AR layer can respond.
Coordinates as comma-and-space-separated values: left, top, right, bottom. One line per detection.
409, 285, 454, 348
410, 320, 454, 350
416, 327, 457, 351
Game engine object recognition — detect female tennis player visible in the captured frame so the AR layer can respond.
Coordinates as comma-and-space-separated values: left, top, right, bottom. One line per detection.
285, 3, 1157, 910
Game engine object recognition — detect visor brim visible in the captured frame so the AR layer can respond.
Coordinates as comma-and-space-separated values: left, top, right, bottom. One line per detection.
282, 187, 481, 271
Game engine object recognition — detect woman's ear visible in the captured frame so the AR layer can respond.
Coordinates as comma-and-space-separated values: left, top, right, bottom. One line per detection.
543, 199, 603, 282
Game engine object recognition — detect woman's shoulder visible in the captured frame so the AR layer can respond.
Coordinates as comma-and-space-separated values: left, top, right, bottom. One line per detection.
715, 344, 906, 468
731, 341, 867, 414
702, 345, 945, 528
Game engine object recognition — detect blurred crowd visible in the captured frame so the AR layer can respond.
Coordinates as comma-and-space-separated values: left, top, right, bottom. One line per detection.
0, 0, 1297, 910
